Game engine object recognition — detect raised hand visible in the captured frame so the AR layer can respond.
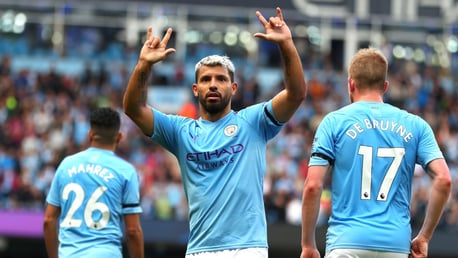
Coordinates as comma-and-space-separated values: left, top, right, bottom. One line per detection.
139, 26, 176, 64
254, 7, 292, 43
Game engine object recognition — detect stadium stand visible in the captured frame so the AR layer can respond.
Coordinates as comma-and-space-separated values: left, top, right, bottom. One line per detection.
0, 0, 457, 257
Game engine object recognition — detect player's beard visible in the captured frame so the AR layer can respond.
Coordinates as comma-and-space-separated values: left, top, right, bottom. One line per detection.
199, 94, 231, 114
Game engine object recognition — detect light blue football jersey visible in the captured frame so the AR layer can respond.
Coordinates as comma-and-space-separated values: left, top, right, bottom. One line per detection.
46, 147, 142, 258
309, 101, 444, 254
151, 100, 283, 255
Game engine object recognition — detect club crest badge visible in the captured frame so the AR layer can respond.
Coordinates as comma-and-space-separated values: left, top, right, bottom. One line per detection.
224, 125, 238, 137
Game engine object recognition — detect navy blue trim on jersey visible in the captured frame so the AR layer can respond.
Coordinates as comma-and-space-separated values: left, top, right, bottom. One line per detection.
264, 105, 281, 126
122, 203, 140, 208
311, 152, 334, 166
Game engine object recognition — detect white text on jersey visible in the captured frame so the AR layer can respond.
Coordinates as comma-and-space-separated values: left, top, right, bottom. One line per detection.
346, 119, 414, 142
67, 163, 115, 182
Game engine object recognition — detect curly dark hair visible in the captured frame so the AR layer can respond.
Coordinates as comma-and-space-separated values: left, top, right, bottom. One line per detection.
89, 107, 120, 144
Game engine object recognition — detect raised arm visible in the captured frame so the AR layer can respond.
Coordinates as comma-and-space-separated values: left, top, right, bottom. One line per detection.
254, 7, 307, 123
123, 26, 176, 136
410, 158, 451, 258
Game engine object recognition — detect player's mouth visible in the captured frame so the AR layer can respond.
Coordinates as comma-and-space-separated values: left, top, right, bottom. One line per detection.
206, 92, 221, 101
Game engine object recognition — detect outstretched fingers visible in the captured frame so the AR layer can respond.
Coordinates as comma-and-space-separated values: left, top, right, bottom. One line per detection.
146, 26, 153, 40
161, 28, 173, 46
256, 7, 285, 29
161, 28, 176, 56
145, 26, 155, 48
269, 7, 285, 28
276, 7, 283, 21
254, 7, 288, 40
255, 11, 268, 27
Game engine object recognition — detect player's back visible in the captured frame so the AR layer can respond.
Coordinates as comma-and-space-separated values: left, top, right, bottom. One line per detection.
48, 147, 137, 257
323, 101, 442, 253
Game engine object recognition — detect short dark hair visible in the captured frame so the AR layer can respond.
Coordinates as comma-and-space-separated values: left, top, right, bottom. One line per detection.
90, 107, 120, 144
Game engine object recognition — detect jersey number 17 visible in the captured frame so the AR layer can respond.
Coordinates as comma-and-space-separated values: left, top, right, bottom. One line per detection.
358, 146, 405, 201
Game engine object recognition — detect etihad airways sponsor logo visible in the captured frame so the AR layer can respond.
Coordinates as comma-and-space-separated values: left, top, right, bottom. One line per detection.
186, 143, 244, 162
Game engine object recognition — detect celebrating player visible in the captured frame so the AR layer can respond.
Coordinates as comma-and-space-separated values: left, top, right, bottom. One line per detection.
123, 7, 307, 258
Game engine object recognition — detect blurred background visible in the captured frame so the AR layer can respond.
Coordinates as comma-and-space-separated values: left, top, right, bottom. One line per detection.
0, 0, 457, 257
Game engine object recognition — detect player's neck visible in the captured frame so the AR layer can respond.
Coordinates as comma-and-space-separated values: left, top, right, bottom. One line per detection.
90, 142, 116, 152
199, 106, 232, 122
352, 92, 384, 103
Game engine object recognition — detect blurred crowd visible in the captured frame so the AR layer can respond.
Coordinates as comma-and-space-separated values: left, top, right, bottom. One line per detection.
0, 41, 457, 233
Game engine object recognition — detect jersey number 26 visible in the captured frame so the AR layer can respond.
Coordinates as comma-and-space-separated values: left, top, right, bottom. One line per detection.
60, 183, 110, 230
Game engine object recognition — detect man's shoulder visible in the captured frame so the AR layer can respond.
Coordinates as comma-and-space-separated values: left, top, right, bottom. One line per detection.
236, 102, 266, 113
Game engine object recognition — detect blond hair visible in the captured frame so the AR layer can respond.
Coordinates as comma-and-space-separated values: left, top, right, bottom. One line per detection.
348, 48, 388, 90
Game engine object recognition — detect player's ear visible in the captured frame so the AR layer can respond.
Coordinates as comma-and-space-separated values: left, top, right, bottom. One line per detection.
116, 132, 123, 144
348, 77, 355, 92
192, 84, 198, 97
88, 129, 94, 142
231, 82, 238, 96
383, 81, 389, 93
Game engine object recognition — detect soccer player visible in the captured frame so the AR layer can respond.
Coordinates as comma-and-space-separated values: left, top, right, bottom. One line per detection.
123, 7, 306, 258
300, 48, 452, 258
43, 107, 144, 258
